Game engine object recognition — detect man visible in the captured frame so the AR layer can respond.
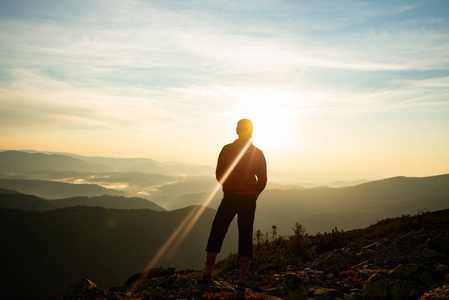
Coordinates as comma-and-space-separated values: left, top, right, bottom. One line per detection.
203, 118, 267, 291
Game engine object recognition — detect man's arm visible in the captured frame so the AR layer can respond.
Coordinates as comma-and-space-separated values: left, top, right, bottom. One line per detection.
256, 151, 267, 196
215, 147, 227, 184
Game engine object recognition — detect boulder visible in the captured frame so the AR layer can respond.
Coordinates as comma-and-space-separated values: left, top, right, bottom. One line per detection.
306, 287, 343, 299
427, 233, 449, 254
65, 278, 106, 300
362, 273, 420, 300
388, 263, 441, 285
419, 284, 449, 299
361, 274, 388, 300
311, 249, 354, 274
422, 248, 447, 260
264, 286, 284, 298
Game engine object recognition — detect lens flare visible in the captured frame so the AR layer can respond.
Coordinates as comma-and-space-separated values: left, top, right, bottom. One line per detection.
128, 140, 252, 294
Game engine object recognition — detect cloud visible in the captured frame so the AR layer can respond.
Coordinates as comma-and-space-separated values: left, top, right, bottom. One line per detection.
1, 0, 448, 131
2, 0, 448, 91
0, 69, 178, 130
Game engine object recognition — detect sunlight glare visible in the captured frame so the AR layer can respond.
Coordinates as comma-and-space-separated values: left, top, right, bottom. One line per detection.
128, 140, 252, 295
237, 89, 300, 152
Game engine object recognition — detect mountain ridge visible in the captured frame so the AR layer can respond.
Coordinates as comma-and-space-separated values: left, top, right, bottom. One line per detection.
0, 190, 166, 211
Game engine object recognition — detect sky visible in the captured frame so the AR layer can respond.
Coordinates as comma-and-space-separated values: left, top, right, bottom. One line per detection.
1, 0, 448, 182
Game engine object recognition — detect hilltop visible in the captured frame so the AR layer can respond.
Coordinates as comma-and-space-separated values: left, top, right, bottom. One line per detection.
61, 208, 449, 299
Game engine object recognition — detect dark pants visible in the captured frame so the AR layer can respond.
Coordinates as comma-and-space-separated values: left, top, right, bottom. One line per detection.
206, 192, 256, 258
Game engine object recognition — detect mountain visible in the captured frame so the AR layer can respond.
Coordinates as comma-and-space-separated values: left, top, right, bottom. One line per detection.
0, 191, 165, 212
0, 191, 54, 211
123, 161, 214, 176
0, 205, 238, 300
255, 174, 449, 235
51, 195, 166, 211
0, 150, 113, 173
146, 176, 218, 210
62, 208, 449, 300
61, 154, 163, 172
171, 191, 223, 210
14, 150, 215, 176
0, 179, 126, 199
0, 188, 21, 194
6, 171, 178, 196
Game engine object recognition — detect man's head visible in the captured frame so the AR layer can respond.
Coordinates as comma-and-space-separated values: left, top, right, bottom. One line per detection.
236, 119, 253, 139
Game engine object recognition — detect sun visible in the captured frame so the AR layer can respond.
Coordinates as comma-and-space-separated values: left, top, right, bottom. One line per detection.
246, 102, 293, 153
227, 87, 303, 154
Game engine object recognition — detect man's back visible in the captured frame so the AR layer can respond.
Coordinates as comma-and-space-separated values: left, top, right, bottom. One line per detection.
216, 139, 267, 197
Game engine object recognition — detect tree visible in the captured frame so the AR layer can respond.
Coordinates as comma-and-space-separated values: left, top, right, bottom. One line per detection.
271, 225, 278, 242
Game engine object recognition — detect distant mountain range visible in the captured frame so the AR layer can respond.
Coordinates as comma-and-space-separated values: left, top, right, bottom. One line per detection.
0, 150, 368, 188
255, 174, 449, 235
0, 150, 214, 176
1, 150, 448, 236
0, 150, 113, 172
0, 191, 165, 211
0, 178, 126, 199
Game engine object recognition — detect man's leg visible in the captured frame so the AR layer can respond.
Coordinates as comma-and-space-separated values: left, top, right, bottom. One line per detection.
239, 256, 251, 283
205, 251, 217, 276
205, 196, 236, 275
236, 195, 256, 283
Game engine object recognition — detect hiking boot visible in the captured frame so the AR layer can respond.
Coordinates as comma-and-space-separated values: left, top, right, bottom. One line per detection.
198, 273, 213, 285
236, 281, 246, 293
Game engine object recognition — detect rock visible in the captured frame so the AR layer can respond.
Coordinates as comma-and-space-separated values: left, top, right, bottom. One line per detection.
311, 249, 354, 274
427, 233, 449, 254
303, 267, 323, 275
388, 263, 440, 284
348, 288, 363, 300
357, 268, 384, 280
356, 248, 377, 261
423, 248, 447, 260
306, 287, 343, 299
344, 294, 356, 300
106, 292, 126, 300
284, 287, 306, 300
65, 278, 106, 300
362, 274, 388, 300
362, 273, 419, 300
265, 286, 284, 298
392, 230, 423, 249
419, 284, 449, 299
300, 277, 310, 285
281, 273, 300, 291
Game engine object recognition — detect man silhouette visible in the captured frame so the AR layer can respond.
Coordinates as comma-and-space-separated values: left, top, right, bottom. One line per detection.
203, 119, 267, 291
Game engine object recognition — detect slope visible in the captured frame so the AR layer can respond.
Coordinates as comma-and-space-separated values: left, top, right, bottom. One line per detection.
51, 195, 166, 211
0, 205, 238, 300
0, 191, 54, 211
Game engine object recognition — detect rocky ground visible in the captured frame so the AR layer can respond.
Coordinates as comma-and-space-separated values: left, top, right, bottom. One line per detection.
60, 217, 449, 299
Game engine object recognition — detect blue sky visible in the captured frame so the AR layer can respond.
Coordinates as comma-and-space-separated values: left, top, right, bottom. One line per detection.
1, 0, 448, 181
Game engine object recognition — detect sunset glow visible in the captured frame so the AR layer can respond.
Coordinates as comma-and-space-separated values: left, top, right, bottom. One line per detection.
1, 0, 448, 181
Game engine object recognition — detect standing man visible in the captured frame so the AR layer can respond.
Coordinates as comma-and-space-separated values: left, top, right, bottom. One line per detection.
203, 119, 267, 291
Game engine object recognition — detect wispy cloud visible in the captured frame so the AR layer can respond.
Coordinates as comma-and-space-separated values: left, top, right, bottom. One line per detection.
1, 0, 448, 88
0, 69, 178, 130
1, 0, 448, 178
